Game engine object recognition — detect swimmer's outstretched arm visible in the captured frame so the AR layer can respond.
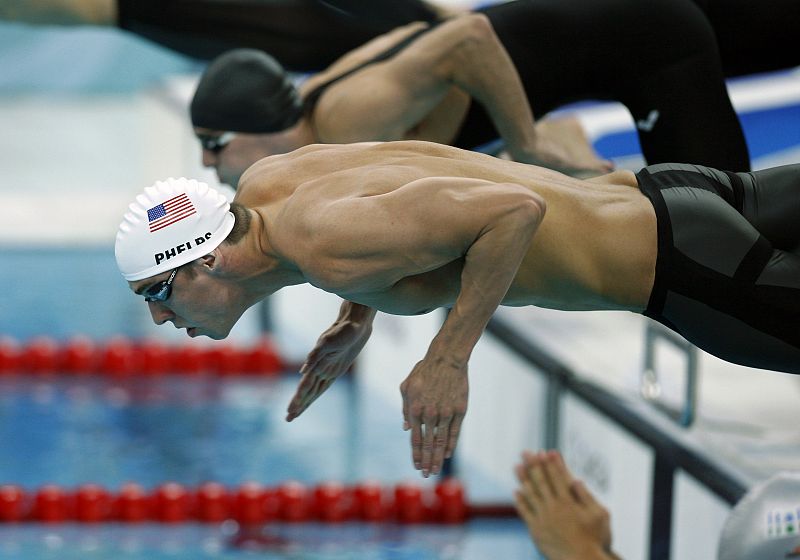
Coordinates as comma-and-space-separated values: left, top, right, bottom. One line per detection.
283, 175, 545, 476
286, 300, 376, 421
317, 14, 587, 172
402, 184, 543, 477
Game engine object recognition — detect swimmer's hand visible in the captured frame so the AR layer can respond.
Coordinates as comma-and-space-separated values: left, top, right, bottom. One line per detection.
512, 116, 614, 178
400, 354, 468, 478
286, 303, 374, 422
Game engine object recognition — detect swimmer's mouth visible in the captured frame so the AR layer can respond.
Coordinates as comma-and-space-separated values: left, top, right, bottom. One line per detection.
187, 327, 197, 338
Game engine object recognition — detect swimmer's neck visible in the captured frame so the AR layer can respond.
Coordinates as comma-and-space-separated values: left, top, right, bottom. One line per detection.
219, 208, 306, 298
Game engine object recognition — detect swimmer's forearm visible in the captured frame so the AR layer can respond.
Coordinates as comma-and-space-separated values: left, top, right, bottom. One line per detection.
338, 300, 377, 330
447, 14, 539, 160
427, 196, 544, 362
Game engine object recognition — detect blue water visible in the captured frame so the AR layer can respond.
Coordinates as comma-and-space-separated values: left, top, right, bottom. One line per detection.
0, 375, 414, 487
0, 248, 140, 342
0, 520, 538, 559
0, 375, 539, 559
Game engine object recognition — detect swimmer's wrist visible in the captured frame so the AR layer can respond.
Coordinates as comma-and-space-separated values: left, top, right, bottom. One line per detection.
339, 301, 377, 328
425, 336, 470, 369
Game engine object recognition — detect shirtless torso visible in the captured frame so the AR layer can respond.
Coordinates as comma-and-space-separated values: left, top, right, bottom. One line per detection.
121, 141, 800, 479
235, 141, 657, 315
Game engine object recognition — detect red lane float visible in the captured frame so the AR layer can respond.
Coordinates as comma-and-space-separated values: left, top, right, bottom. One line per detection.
0, 485, 25, 522
196, 482, 230, 522
33, 485, 69, 523
21, 337, 60, 374
0, 336, 285, 376
0, 480, 490, 524
154, 482, 191, 523
0, 337, 22, 372
75, 484, 113, 522
117, 482, 150, 522
60, 336, 97, 373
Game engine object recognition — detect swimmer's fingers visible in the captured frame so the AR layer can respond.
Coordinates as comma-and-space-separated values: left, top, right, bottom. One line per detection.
302, 377, 335, 411
444, 411, 464, 460
286, 364, 334, 421
408, 414, 424, 473
417, 407, 454, 478
429, 416, 454, 477
286, 371, 317, 421
402, 397, 433, 475
304, 324, 349, 373
292, 349, 324, 389
286, 376, 335, 421
419, 409, 439, 477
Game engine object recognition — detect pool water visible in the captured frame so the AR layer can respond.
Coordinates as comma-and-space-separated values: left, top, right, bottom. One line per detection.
0, 519, 537, 559
0, 374, 409, 487
0, 374, 538, 559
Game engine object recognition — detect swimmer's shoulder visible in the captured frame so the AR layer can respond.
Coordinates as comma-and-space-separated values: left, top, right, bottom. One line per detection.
299, 21, 431, 96
237, 144, 327, 186
235, 150, 314, 206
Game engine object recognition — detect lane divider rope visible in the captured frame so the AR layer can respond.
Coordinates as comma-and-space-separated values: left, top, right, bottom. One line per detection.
0, 480, 516, 524
0, 336, 287, 376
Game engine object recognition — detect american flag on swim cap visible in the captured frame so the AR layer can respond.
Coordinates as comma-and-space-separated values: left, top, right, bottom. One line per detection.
147, 193, 196, 233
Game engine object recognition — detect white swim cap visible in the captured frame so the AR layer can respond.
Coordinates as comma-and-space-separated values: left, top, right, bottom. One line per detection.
115, 177, 235, 281
718, 472, 800, 560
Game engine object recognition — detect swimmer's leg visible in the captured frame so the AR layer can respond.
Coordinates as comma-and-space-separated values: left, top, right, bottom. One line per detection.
637, 163, 800, 250
727, 164, 800, 252
642, 178, 800, 373
619, 0, 750, 170
514, 450, 620, 560
626, 52, 750, 171
690, 0, 800, 77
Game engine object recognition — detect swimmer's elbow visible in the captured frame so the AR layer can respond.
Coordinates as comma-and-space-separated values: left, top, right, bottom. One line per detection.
515, 192, 546, 229
529, 192, 547, 218
462, 13, 493, 36
457, 13, 497, 51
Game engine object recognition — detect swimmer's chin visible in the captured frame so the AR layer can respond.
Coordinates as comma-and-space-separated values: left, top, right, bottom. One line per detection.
186, 327, 228, 340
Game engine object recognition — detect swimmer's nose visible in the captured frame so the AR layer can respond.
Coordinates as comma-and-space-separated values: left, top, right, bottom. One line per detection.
147, 301, 175, 325
201, 149, 217, 168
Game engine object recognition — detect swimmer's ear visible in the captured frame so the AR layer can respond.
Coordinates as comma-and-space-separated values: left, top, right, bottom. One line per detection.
199, 252, 217, 271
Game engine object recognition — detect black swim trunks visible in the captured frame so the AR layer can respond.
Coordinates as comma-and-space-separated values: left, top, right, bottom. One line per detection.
636, 163, 800, 373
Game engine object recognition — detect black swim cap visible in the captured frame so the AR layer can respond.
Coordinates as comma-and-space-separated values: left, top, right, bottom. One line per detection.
190, 49, 303, 133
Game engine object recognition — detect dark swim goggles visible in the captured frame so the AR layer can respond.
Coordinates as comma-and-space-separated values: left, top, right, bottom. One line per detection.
197, 132, 236, 154
143, 267, 179, 303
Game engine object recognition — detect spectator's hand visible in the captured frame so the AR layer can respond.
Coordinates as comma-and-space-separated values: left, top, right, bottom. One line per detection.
286, 318, 371, 421
515, 450, 616, 560
400, 356, 468, 477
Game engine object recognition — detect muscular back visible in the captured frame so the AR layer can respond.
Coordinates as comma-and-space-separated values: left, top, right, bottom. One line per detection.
236, 141, 656, 313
